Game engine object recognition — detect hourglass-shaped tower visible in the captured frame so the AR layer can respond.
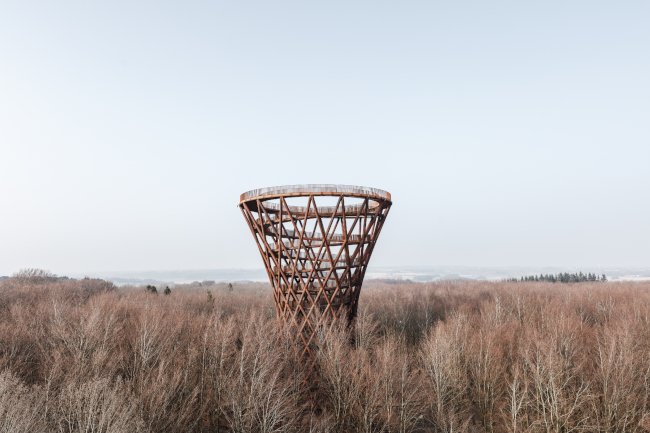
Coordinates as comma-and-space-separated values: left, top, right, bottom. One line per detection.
239, 185, 391, 357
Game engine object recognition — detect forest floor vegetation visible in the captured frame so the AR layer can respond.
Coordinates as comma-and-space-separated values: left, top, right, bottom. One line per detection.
1, 271, 650, 432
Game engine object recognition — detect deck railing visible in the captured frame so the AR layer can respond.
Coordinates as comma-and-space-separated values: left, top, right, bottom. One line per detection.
277, 279, 350, 292
267, 227, 368, 242
274, 258, 359, 272
241, 184, 391, 202
261, 201, 379, 215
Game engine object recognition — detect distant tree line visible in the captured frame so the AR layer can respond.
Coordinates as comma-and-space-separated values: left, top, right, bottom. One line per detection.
145, 284, 171, 295
505, 272, 607, 283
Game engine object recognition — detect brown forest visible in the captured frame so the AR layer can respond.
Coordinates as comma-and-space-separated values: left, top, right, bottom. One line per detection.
2, 271, 650, 432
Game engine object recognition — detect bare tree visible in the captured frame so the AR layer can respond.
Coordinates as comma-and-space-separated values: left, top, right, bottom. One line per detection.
11, 268, 58, 285
223, 312, 299, 433
524, 331, 591, 433
376, 335, 421, 433
420, 313, 470, 433
316, 322, 359, 432
465, 323, 506, 433
0, 371, 46, 433
592, 319, 648, 432
54, 377, 142, 433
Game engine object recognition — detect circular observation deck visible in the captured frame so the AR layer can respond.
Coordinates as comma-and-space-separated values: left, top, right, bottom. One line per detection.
239, 184, 391, 216
240, 184, 390, 204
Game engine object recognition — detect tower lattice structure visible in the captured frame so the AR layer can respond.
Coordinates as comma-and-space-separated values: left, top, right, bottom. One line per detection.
239, 185, 392, 358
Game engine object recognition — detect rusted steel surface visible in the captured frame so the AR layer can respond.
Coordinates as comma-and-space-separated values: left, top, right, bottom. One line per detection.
239, 184, 392, 361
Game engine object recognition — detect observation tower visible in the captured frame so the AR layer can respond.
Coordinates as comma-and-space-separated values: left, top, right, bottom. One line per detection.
239, 185, 392, 356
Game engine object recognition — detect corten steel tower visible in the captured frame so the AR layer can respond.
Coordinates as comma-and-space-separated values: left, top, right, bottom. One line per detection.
239, 185, 391, 357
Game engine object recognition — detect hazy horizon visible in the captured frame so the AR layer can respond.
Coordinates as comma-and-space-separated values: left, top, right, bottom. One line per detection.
4, 265, 649, 287
2, 2, 648, 274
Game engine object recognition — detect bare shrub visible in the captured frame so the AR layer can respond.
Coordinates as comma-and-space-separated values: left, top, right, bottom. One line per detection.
316, 323, 358, 432
205, 312, 237, 431
54, 377, 142, 433
501, 364, 529, 433
223, 312, 300, 433
48, 295, 123, 381
0, 371, 46, 433
136, 363, 201, 432
420, 313, 470, 432
375, 335, 422, 433
2, 276, 650, 432
592, 319, 649, 432
522, 318, 591, 433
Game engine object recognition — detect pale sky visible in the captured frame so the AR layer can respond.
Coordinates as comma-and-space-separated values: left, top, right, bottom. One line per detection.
1, 1, 649, 275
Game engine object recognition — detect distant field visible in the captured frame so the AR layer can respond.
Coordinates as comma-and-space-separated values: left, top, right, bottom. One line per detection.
2, 274, 650, 432
62, 266, 650, 286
